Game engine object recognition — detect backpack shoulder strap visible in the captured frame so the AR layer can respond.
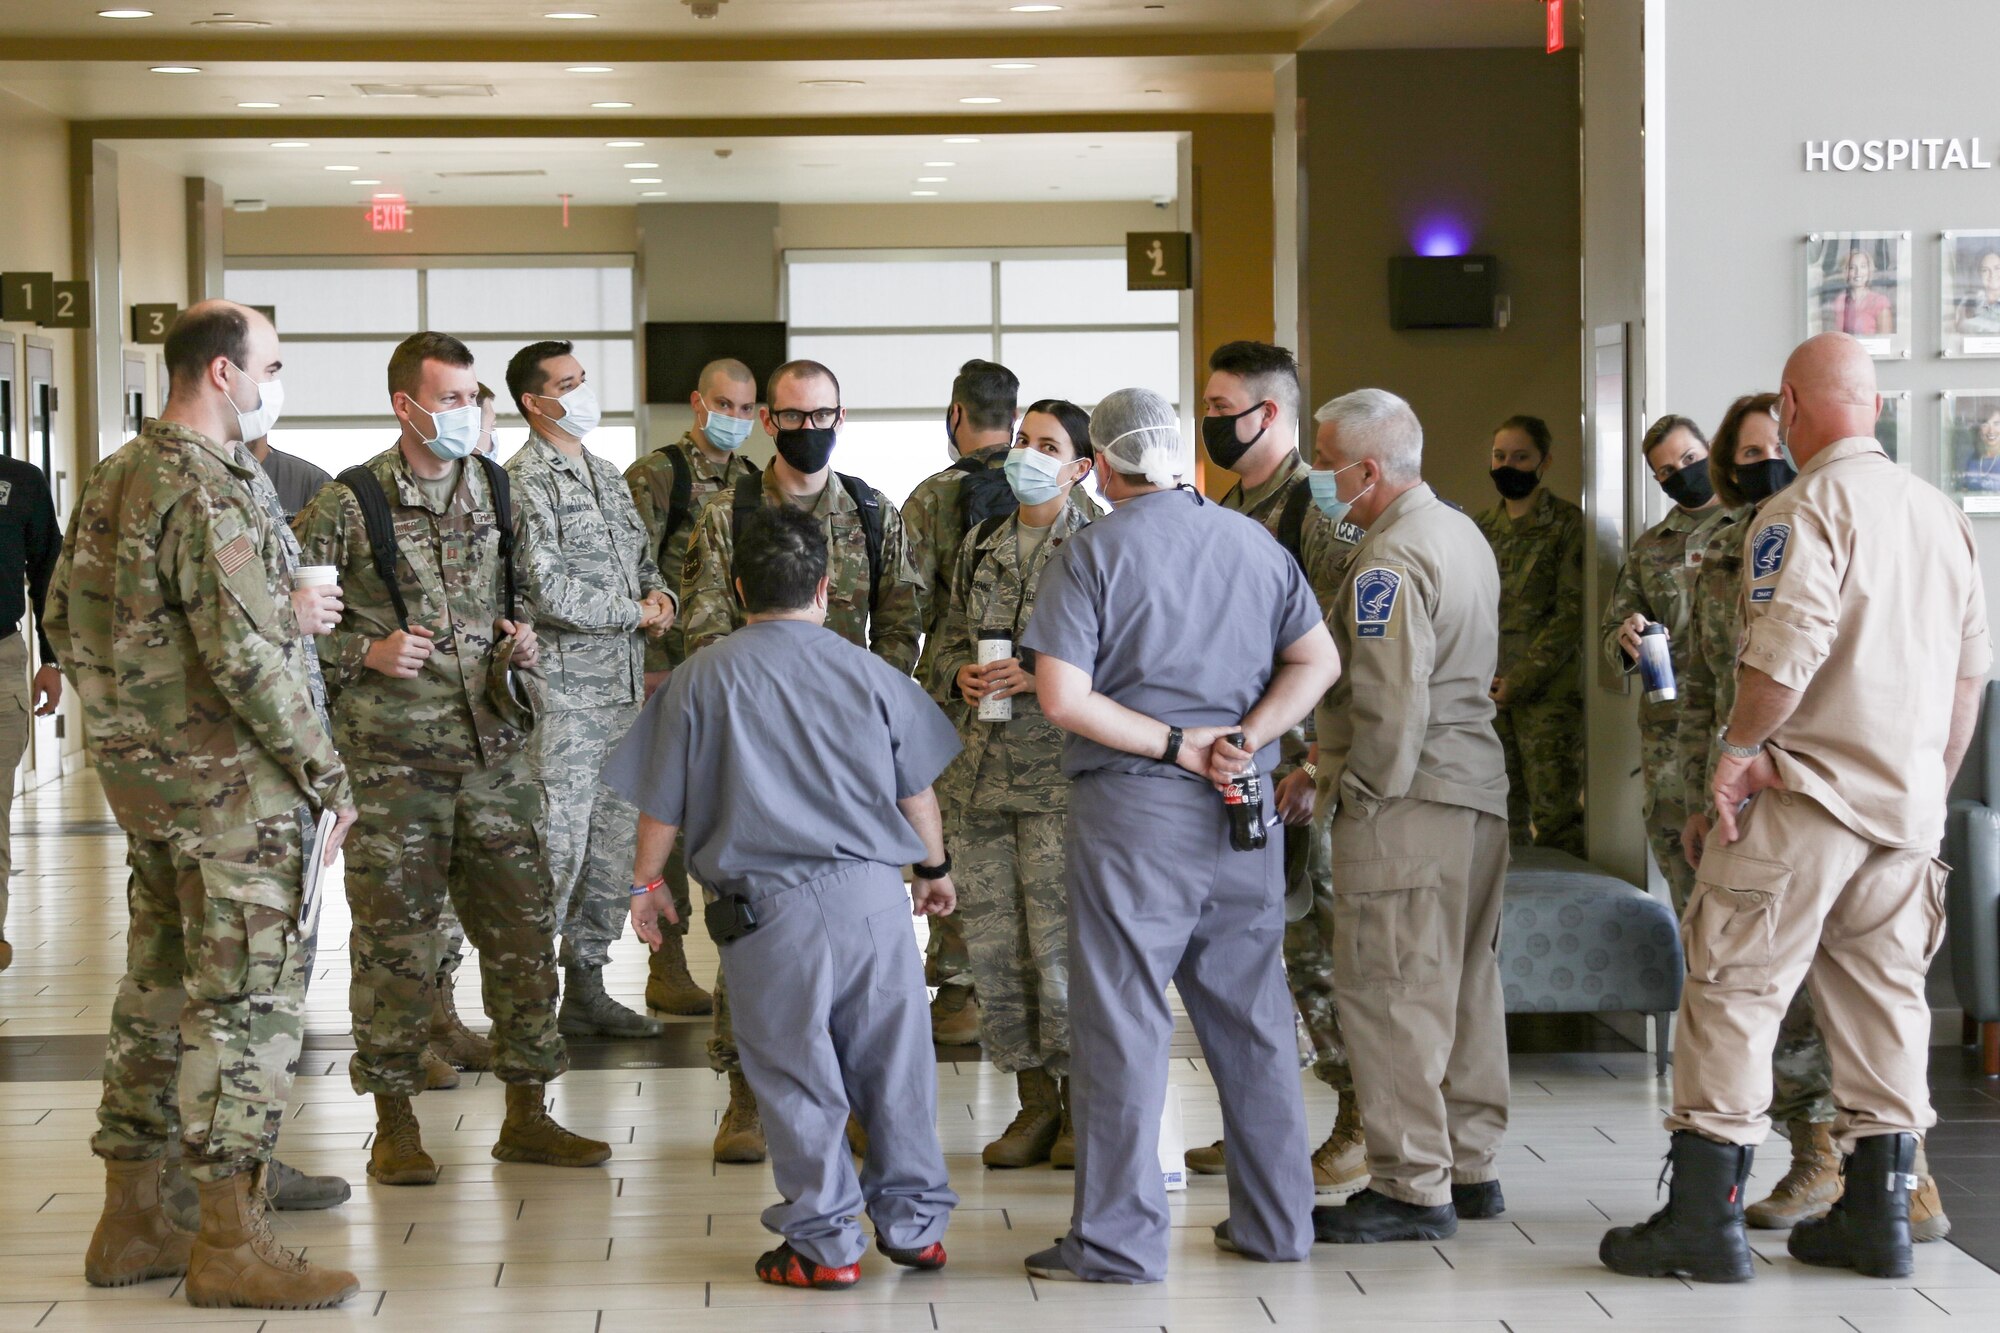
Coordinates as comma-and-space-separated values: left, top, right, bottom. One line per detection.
655, 445, 694, 568
728, 470, 765, 547
972, 512, 1011, 549
473, 452, 518, 623
336, 464, 412, 630
1276, 479, 1313, 572
835, 471, 884, 615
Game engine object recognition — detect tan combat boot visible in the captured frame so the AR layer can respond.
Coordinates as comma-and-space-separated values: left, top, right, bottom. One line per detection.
645, 931, 713, 1016
421, 1047, 460, 1091
0, 934, 12, 971
983, 1067, 1062, 1168
713, 1070, 768, 1163
1913, 1139, 1951, 1242
1745, 1120, 1842, 1228
368, 1093, 440, 1186
1312, 1094, 1369, 1196
1185, 1139, 1227, 1175
492, 1082, 613, 1167
429, 973, 494, 1071
184, 1166, 358, 1310
1050, 1077, 1076, 1169
930, 983, 981, 1045
84, 1157, 193, 1287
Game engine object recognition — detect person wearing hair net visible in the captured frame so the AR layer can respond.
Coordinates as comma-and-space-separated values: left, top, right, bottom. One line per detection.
1016, 388, 1342, 1283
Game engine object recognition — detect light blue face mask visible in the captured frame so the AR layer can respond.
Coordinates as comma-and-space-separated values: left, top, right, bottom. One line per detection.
406, 396, 480, 461
1004, 446, 1069, 506
1307, 461, 1372, 525
1772, 405, 1799, 471
702, 410, 754, 453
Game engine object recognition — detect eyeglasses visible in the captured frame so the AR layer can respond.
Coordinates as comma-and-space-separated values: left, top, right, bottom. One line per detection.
770, 406, 840, 430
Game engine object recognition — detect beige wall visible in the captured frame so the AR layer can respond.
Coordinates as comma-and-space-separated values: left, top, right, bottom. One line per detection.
776, 200, 1162, 251
116, 152, 188, 312
224, 205, 639, 257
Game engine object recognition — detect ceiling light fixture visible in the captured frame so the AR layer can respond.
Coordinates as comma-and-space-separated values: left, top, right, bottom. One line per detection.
543, 11, 599, 18
621, 161, 659, 169
911, 190, 939, 197
959, 96, 1002, 104
991, 62, 1037, 70
373, 192, 402, 199
566, 66, 613, 73
800, 79, 866, 89
630, 177, 663, 184
96, 9, 153, 18
350, 179, 382, 185
943, 137, 981, 144
149, 66, 201, 74
923, 161, 956, 167
640, 190, 668, 197
605, 140, 645, 148
236, 101, 280, 109
917, 176, 948, 183
1008, 4, 1063, 11
592, 101, 634, 108
323, 164, 359, 171
270, 140, 308, 148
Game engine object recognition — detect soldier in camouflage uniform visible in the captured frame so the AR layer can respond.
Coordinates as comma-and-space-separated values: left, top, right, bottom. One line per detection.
52, 301, 360, 1308
294, 331, 609, 1187
1598, 415, 1729, 911
680, 358, 923, 1162
1474, 416, 1586, 857
622, 357, 761, 1017
504, 341, 676, 1041
1190, 342, 1366, 1196
932, 400, 1094, 1169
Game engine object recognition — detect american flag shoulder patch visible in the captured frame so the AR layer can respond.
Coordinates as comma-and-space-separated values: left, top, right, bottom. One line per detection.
215, 534, 257, 577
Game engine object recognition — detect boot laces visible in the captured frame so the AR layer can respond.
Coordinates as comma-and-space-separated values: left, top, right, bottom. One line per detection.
384, 1103, 426, 1159
247, 1178, 308, 1274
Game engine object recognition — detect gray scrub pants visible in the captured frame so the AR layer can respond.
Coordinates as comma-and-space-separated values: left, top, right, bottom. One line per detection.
1059, 771, 1313, 1283
723, 860, 957, 1268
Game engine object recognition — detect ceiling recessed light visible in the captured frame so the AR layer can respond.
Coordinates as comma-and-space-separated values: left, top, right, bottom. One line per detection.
236, 101, 280, 109
350, 179, 382, 185
959, 96, 1002, 104
917, 176, 948, 183
592, 101, 634, 109
97, 9, 153, 18
943, 137, 981, 144
800, 79, 866, 89
629, 177, 663, 184
1009, 4, 1063, 10
923, 161, 956, 167
149, 66, 201, 74
621, 161, 659, 169
373, 192, 402, 199
640, 190, 668, 197
606, 140, 644, 148
543, 10, 598, 17
323, 164, 359, 171
270, 140, 309, 148
991, 62, 1037, 70
911, 190, 939, 197
566, 66, 613, 73
192, 17, 271, 28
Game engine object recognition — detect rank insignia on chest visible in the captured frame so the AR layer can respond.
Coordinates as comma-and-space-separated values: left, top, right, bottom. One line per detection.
215, 533, 257, 576
1750, 523, 1790, 602
1354, 566, 1401, 639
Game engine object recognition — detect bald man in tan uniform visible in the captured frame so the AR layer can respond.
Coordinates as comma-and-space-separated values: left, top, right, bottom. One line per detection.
1305, 389, 1512, 1246
1602, 333, 1989, 1285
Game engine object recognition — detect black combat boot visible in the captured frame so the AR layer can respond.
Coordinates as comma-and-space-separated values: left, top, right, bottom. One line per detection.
1789, 1132, 1917, 1279
1599, 1131, 1755, 1283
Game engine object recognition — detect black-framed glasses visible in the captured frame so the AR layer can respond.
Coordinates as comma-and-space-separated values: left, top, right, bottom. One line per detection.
771, 406, 840, 430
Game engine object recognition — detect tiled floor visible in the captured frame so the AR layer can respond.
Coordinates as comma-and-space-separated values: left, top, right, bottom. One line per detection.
2, 771, 1997, 1332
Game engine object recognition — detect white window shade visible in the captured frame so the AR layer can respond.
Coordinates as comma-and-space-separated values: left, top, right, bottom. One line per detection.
789, 261, 991, 329
1001, 330, 1181, 408
223, 269, 418, 335
999, 259, 1179, 326
429, 266, 632, 334
786, 333, 991, 412
272, 341, 404, 418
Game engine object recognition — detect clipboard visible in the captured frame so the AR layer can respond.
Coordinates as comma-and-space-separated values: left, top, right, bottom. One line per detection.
300, 807, 340, 940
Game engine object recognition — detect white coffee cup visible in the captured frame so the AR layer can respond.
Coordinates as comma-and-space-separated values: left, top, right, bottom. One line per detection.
977, 635, 1014, 723
291, 565, 339, 590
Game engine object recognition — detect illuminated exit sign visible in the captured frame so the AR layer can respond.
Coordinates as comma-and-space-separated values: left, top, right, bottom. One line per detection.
369, 199, 409, 232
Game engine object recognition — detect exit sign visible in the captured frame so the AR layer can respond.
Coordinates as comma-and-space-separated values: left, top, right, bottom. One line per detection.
1546, 0, 1565, 53
369, 200, 409, 232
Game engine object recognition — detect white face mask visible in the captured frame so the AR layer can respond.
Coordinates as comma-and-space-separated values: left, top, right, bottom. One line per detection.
536, 382, 600, 440
404, 395, 481, 461
226, 362, 284, 443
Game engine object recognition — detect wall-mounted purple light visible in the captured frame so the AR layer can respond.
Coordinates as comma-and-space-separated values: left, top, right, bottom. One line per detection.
1412, 215, 1471, 258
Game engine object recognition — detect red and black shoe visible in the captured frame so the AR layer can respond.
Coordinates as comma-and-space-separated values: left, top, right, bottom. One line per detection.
876, 1239, 947, 1271
754, 1242, 861, 1290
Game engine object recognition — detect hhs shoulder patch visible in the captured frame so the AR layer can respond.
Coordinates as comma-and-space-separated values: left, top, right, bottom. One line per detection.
1749, 522, 1790, 602
1354, 566, 1401, 639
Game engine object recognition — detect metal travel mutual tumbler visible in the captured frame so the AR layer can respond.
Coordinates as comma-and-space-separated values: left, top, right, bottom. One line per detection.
1636, 622, 1677, 703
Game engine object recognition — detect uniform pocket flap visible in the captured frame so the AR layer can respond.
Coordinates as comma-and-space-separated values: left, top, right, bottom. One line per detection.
1336, 855, 1444, 896
1695, 845, 1792, 896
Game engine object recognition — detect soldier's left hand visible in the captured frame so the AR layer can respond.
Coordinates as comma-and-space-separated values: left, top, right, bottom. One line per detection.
291, 583, 344, 637
983, 657, 1034, 699
912, 875, 956, 917
1275, 767, 1316, 825
641, 591, 677, 638
323, 805, 358, 867
31, 665, 61, 716
1710, 749, 1784, 847
1488, 676, 1512, 706
631, 886, 680, 951
498, 618, 539, 670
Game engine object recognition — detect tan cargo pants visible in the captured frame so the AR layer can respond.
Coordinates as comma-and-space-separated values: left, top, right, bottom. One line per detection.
0, 633, 32, 939
1669, 789, 1946, 1150
1330, 797, 1511, 1207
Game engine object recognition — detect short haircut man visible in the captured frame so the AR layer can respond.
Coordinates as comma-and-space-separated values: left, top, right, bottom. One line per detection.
387, 330, 475, 398
734, 506, 827, 614
701, 357, 756, 397
950, 359, 1020, 433
1208, 341, 1302, 425
506, 339, 576, 418
768, 358, 841, 403
1314, 387, 1424, 482
163, 303, 252, 390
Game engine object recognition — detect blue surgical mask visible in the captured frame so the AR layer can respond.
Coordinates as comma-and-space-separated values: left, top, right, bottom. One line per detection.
1004, 447, 1068, 506
406, 396, 481, 461
1307, 462, 1372, 525
702, 411, 754, 453
1772, 404, 1798, 472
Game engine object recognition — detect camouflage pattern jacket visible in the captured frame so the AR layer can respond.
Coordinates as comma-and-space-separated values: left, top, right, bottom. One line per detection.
46, 419, 350, 843
1597, 502, 1733, 818
624, 432, 758, 671
508, 433, 667, 712
681, 467, 923, 671
1676, 505, 1755, 812
293, 443, 530, 773
933, 506, 1090, 817
903, 444, 1102, 696
1473, 487, 1585, 705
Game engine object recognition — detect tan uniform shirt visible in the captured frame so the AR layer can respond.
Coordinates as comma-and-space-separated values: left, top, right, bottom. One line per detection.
1737, 436, 1991, 849
1315, 484, 1509, 819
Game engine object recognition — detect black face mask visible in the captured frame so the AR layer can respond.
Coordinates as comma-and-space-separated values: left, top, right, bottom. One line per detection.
1200, 403, 1267, 471
1489, 465, 1540, 501
1659, 457, 1714, 509
1734, 457, 1797, 504
774, 426, 837, 474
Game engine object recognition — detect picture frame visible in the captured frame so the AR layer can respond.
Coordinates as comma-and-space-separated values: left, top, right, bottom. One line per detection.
1805, 231, 1911, 359
1879, 390, 1911, 468
1942, 230, 2000, 357
1941, 390, 2000, 514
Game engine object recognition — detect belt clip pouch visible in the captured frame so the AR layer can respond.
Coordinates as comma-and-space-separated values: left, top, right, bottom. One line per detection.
705, 893, 760, 945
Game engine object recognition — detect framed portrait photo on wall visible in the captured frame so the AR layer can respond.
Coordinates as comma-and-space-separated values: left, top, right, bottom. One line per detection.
1879, 389, 1911, 467
1805, 231, 1911, 359
1942, 230, 2000, 357
1941, 391, 2000, 513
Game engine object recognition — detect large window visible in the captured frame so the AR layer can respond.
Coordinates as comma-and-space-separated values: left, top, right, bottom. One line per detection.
784, 248, 1181, 506
223, 256, 639, 475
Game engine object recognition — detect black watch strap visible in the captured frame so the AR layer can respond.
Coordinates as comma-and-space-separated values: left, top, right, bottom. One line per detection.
913, 852, 953, 880
1162, 726, 1184, 765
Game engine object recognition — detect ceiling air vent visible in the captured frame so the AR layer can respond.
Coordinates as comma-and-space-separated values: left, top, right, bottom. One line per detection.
354, 83, 497, 99
434, 170, 549, 179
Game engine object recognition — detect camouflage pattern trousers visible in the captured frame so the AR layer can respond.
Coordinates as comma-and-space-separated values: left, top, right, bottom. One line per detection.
529, 701, 644, 969
1773, 983, 1837, 1125
956, 808, 1069, 1076
344, 754, 566, 1096
1284, 814, 1352, 1093
1494, 696, 1586, 858
92, 812, 309, 1183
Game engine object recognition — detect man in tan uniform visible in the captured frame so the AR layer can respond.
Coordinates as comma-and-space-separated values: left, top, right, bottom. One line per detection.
1305, 389, 1512, 1245
1602, 333, 1988, 1285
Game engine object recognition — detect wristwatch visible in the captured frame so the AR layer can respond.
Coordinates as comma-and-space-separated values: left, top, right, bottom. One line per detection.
1162, 726, 1184, 765
1300, 761, 1319, 781
1717, 727, 1764, 760
913, 853, 953, 880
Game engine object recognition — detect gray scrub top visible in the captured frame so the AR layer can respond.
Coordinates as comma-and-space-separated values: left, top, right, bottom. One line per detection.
1020, 487, 1322, 782
600, 618, 962, 898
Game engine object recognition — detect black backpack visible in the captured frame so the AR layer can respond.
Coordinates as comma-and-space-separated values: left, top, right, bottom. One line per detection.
952, 454, 1017, 530
731, 471, 884, 613
338, 453, 516, 629
656, 444, 759, 570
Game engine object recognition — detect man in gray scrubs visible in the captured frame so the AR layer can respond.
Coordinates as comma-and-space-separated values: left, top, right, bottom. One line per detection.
1018, 388, 1342, 1284
604, 505, 961, 1291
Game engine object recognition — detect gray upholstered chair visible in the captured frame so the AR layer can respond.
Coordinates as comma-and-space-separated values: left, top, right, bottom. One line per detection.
1945, 678, 2000, 1077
